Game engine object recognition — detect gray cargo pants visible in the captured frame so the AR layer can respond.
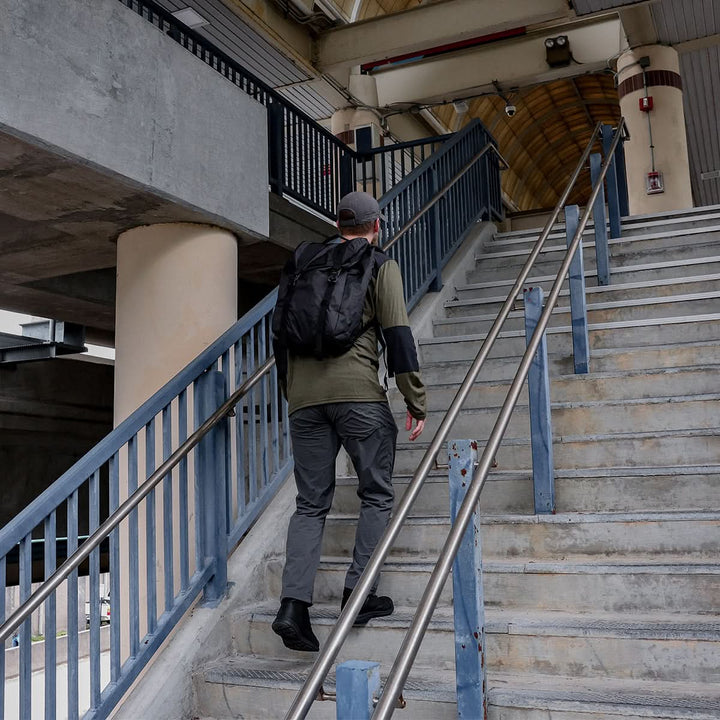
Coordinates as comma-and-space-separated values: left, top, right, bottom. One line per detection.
281, 401, 398, 604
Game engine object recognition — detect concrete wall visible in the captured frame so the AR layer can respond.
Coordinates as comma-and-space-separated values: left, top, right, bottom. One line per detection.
0, 357, 113, 530
0, 0, 268, 240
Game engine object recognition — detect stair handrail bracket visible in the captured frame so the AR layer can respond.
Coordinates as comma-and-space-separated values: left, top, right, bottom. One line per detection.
285, 118, 625, 720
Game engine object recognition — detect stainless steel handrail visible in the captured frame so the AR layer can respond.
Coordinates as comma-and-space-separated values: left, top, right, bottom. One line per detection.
373, 118, 627, 719
285, 120, 609, 720
382, 142, 509, 255
0, 356, 275, 643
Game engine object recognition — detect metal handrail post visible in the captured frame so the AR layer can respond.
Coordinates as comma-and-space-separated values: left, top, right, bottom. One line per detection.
372, 120, 626, 720
284, 122, 605, 720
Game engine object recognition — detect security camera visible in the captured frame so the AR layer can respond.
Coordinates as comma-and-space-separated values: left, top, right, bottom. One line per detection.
505, 104, 516, 118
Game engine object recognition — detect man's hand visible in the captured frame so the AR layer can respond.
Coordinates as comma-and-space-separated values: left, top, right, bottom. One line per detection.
405, 411, 425, 441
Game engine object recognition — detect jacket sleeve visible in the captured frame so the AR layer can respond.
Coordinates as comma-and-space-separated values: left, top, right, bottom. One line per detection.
374, 259, 427, 420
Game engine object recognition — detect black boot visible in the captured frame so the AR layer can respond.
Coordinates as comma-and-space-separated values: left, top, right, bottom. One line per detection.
341, 587, 394, 626
272, 598, 319, 652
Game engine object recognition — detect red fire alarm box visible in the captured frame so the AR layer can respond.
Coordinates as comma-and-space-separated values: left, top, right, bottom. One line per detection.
639, 96, 654, 112
646, 170, 664, 195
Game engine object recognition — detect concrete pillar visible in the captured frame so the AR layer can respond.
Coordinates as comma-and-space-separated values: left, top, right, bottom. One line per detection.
616, 45, 693, 215
114, 222, 237, 658
114, 223, 237, 423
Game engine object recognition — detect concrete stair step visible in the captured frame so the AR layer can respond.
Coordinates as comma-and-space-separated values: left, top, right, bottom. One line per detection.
393, 427, 720, 473
494, 206, 720, 244
195, 656, 720, 720
321, 511, 720, 560
492, 215, 720, 254
433, 291, 720, 336
235, 604, 720, 682
467, 233, 720, 284
418, 342, 720, 385
310, 556, 720, 615
418, 315, 720, 364
392, 394, 720, 441
333, 466, 720, 515
390, 366, 720, 412
445, 275, 720, 317
476, 224, 720, 266
457, 256, 720, 299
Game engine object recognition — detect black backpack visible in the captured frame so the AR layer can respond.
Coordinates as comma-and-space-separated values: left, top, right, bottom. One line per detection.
272, 237, 384, 377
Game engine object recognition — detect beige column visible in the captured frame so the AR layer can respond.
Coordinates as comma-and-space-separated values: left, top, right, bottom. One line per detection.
617, 45, 693, 215
114, 223, 237, 423
114, 222, 237, 658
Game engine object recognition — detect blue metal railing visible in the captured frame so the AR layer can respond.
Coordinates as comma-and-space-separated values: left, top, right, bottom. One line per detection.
119, 0, 452, 220
0, 64, 505, 720
381, 119, 504, 310
0, 292, 289, 719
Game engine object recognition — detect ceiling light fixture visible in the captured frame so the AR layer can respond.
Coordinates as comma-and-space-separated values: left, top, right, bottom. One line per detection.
171, 8, 210, 29
544, 35, 572, 68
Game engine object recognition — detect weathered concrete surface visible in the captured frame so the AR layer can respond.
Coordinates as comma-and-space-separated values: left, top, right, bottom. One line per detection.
0, 0, 338, 337
0, 0, 268, 239
0, 357, 113, 532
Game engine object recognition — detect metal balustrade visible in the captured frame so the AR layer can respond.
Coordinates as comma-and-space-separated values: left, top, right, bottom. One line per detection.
118, 0, 454, 220
0, 110, 505, 719
0, 292, 290, 719
380, 120, 505, 311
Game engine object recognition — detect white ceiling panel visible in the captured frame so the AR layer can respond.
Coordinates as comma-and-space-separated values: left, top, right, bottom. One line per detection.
652, 0, 720, 44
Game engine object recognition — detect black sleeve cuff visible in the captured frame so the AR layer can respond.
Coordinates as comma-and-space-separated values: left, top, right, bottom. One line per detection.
383, 325, 419, 377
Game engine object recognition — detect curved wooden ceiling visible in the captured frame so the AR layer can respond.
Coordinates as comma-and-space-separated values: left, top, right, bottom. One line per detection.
327, 0, 621, 211
435, 74, 621, 211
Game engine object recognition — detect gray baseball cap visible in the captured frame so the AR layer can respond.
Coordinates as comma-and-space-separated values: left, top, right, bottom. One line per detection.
337, 191, 387, 226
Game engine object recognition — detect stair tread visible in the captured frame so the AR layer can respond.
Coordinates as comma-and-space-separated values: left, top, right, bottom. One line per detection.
436, 290, 720, 324
244, 603, 720, 639
394, 425, 720, 452
327, 509, 720, 524
319, 555, 720, 574
200, 656, 720, 713
419, 311, 720, 345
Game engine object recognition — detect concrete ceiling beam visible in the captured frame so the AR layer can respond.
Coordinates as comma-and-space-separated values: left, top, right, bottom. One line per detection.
619, 5, 658, 49
372, 16, 625, 107
315, 0, 573, 73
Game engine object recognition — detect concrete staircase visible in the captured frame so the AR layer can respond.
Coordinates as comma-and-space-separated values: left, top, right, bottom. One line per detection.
193, 207, 720, 719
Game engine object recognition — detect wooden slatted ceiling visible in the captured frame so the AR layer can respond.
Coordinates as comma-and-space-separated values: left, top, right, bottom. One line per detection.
435, 74, 620, 211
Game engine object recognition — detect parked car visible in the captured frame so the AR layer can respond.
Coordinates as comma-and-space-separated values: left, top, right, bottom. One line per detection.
85, 597, 111, 628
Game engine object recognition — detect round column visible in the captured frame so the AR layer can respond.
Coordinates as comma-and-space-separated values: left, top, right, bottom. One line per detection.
114, 222, 237, 423
617, 45, 693, 215
114, 222, 236, 660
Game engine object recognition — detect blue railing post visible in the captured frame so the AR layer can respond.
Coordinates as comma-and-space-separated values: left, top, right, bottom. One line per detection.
601, 125, 622, 239
336, 660, 381, 720
268, 99, 285, 196
448, 439, 487, 719
196, 370, 229, 605
614, 134, 630, 218
565, 205, 590, 374
429, 167, 443, 292
339, 152, 354, 198
523, 287, 556, 514
589, 153, 611, 286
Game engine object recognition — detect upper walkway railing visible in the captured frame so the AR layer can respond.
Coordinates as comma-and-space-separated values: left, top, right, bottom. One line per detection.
0, 111, 505, 719
120, 0, 451, 220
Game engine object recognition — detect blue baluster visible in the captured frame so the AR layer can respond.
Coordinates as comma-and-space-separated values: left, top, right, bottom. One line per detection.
448, 440, 487, 719
590, 153, 611, 286
565, 205, 590, 374
44, 511, 57, 720
336, 660, 381, 720
524, 287, 556, 514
